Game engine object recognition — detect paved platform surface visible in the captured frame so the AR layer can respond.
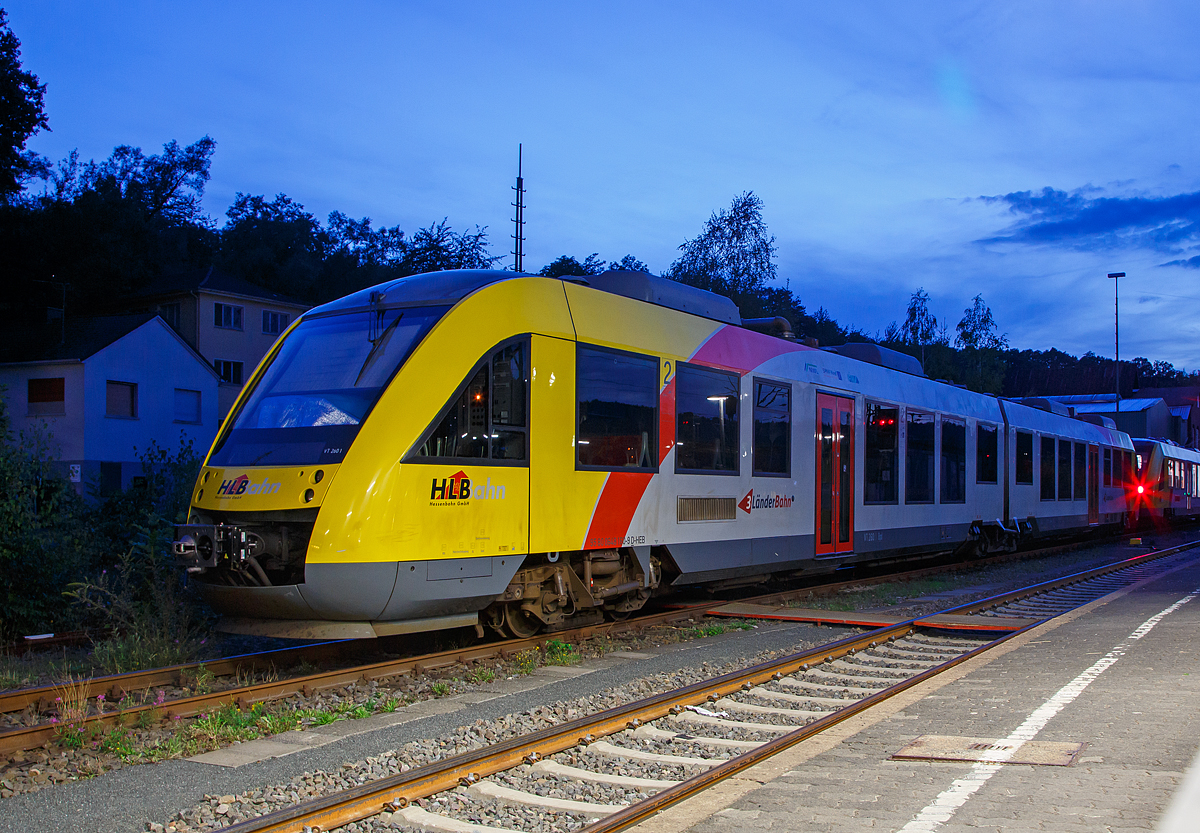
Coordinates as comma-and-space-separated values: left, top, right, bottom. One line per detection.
633, 550, 1200, 833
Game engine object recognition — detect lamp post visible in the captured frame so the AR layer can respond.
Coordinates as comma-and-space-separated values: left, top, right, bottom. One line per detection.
1108, 272, 1125, 414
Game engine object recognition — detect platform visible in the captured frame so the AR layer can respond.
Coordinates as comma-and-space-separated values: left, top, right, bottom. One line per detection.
636, 550, 1200, 833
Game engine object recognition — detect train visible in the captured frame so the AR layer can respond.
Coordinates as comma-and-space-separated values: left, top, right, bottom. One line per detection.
174, 268, 1153, 640
1128, 438, 1200, 524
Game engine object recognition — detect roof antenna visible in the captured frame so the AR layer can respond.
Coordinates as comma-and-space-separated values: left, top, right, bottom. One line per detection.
511, 144, 526, 273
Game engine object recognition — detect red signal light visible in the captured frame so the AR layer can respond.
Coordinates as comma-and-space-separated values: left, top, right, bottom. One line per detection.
1137, 485, 1145, 494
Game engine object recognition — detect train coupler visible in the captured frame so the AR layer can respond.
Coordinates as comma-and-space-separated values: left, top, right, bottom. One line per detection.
173, 523, 251, 573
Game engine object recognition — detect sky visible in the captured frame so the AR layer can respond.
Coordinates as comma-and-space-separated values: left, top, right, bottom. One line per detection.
8, 1, 1200, 370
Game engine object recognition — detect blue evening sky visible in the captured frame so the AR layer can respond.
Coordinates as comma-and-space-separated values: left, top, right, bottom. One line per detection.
9, 2, 1200, 369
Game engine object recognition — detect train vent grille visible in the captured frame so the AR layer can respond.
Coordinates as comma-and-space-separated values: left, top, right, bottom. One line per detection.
677, 496, 737, 522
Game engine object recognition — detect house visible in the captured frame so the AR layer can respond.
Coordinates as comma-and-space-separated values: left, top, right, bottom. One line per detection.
0, 314, 220, 495
1134, 385, 1200, 448
1043, 393, 1183, 444
123, 266, 311, 418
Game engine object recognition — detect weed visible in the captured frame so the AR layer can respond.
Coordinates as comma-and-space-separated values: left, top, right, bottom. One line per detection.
380, 696, 402, 712
430, 681, 450, 696
511, 649, 540, 675
684, 619, 755, 638
543, 640, 581, 666
467, 667, 495, 684
182, 663, 214, 694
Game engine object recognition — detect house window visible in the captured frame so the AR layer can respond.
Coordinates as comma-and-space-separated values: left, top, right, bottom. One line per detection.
214, 359, 244, 385
263, 310, 289, 335
106, 381, 138, 418
752, 380, 790, 476
864, 402, 899, 504
174, 388, 202, 423
27, 377, 65, 416
576, 345, 658, 470
214, 303, 244, 330
676, 362, 740, 474
1016, 431, 1034, 485
161, 302, 181, 329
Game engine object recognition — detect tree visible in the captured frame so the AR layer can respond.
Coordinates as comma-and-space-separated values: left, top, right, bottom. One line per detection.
612, 254, 650, 273
901, 288, 938, 366
669, 191, 776, 297
537, 253, 606, 278
218, 193, 327, 297
955, 294, 1007, 351
400, 219, 498, 275
0, 9, 48, 201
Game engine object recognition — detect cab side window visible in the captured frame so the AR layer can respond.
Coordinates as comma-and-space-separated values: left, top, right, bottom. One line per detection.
412, 339, 529, 462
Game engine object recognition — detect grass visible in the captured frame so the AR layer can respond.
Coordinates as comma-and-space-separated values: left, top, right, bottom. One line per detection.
54, 690, 415, 764
684, 620, 756, 638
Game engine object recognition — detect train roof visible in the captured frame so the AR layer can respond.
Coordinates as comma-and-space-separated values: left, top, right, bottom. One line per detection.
308, 268, 742, 326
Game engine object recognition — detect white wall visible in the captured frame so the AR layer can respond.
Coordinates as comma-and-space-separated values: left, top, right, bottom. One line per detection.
83, 318, 220, 470
0, 362, 87, 460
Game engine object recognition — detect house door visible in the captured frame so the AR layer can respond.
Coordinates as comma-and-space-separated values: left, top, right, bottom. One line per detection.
1087, 445, 1100, 525
816, 393, 855, 556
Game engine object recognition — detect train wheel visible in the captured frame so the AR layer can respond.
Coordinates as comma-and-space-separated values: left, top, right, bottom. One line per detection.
504, 604, 541, 639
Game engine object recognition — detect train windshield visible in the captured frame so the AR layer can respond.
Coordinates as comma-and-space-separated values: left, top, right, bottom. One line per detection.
208, 305, 448, 467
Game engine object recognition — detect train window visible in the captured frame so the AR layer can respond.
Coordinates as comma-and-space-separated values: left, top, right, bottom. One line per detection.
752, 380, 790, 476
1104, 448, 1112, 487
414, 338, 530, 462
976, 424, 998, 484
212, 305, 448, 467
1041, 436, 1056, 500
576, 345, 658, 470
864, 402, 899, 504
1058, 440, 1072, 500
905, 411, 935, 504
676, 363, 740, 474
940, 419, 966, 503
1016, 431, 1034, 484
1074, 442, 1086, 500
491, 342, 528, 460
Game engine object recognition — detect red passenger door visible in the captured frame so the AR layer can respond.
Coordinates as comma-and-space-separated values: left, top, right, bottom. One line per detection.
816, 394, 855, 556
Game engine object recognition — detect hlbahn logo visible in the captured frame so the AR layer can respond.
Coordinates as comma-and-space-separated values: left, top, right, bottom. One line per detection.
216, 474, 282, 497
430, 471, 506, 505
738, 489, 795, 514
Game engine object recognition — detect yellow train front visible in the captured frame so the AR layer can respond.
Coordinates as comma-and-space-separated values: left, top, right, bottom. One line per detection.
174, 269, 707, 639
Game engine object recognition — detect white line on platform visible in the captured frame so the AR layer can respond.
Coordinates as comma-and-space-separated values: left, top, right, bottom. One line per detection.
897, 587, 1200, 833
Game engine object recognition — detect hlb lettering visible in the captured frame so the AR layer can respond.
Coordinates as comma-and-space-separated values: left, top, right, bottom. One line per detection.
431, 470, 472, 501
216, 474, 281, 497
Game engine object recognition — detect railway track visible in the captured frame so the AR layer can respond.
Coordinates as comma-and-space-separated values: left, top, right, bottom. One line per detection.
200, 538, 1200, 833
0, 532, 1163, 758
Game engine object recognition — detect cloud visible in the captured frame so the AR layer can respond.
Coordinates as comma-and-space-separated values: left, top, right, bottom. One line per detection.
977, 186, 1200, 259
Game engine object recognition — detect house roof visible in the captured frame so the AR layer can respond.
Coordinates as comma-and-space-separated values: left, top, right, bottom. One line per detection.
1169, 404, 1193, 419
132, 266, 308, 307
0, 314, 220, 379
1067, 398, 1164, 414
0, 313, 160, 363
1136, 385, 1200, 407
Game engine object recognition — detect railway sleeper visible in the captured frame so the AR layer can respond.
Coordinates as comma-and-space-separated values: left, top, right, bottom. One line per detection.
584, 739, 722, 768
